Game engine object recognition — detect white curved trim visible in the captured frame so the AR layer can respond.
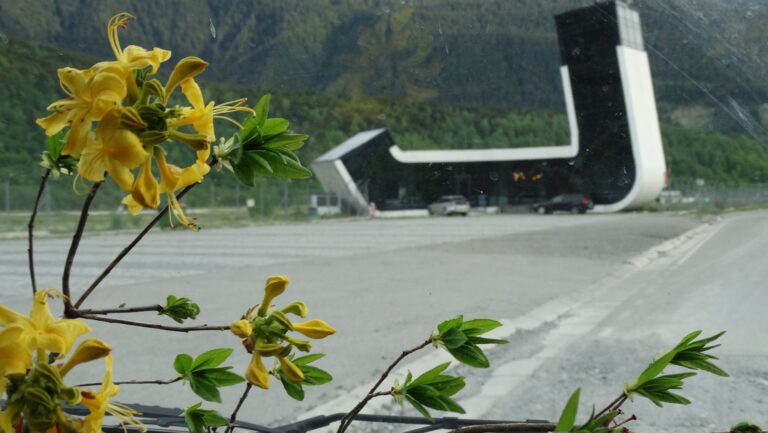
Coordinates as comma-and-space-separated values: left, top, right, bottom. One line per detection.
389, 66, 579, 164
594, 46, 666, 212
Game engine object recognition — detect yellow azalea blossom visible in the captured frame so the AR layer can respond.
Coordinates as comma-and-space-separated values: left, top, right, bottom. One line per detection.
77, 109, 149, 191
258, 276, 289, 315
292, 320, 336, 340
96, 13, 171, 87
0, 342, 32, 395
36, 65, 127, 157
281, 301, 308, 318
0, 289, 90, 358
245, 352, 270, 389
81, 355, 145, 433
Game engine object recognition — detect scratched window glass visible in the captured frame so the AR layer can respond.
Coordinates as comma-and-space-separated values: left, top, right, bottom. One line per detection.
0, 1, 765, 433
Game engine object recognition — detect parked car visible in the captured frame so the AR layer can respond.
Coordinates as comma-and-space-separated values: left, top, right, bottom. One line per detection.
532, 194, 594, 214
428, 195, 470, 216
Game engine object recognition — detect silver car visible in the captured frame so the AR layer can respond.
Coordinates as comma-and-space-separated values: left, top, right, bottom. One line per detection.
428, 195, 470, 216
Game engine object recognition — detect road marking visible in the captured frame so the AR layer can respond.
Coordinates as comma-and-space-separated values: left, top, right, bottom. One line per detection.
673, 220, 725, 267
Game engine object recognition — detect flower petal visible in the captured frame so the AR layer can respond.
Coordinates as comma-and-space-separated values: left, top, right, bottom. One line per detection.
260, 276, 289, 310
131, 158, 160, 210
278, 356, 304, 384
245, 353, 270, 389
292, 320, 336, 340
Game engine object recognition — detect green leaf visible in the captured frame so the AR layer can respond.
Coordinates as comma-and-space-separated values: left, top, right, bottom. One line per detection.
191, 348, 233, 371
437, 316, 463, 335
262, 133, 309, 150
253, 95, 271, 129
555, 388, 580, 433
160, 296, 201, 323
257, 150, 312, 179
468, 336, 509, 345
460, 319, 502, 335
407, 363, 451, 388
262, 118, 290, 138
198, 367, 245, 386
633, 350, 675, 389
447, 343, 489, 368
300, 365, 333, 386
174, 354, 193, 375
292, 353, 325, 366
405, 395, 432, 419
578, 410, 620, 432
183, 402, 228, 433
440, 328, 468, 349
189, 375, 221, 403
281, 376, 305, 401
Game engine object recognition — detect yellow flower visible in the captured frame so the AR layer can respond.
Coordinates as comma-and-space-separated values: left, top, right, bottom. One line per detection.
245, 352, 269, 389
292, 320, 336, 340
36, 66, 127, 157
100, 13, 171, 87
81, 355, 145, 433
229, 320, 252, 339
59, 338, 112, 377
77, 109, 149, 191
0, 342, 32, 395
0, 289, 90, 358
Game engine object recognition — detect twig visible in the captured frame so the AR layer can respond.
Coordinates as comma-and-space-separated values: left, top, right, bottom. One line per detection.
593, 392, 627, 420
77, 314, 229, 333
225, 383, 253, 433
447, 423, 557, 433
337, 338, 432, 433
74, 182, 197, 309
76, 304, 164, 315
76, 377, 182, 387
28, 169, 50, 295
62, 181, 103, 316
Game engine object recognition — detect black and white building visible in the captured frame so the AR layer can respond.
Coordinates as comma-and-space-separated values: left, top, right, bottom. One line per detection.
312, 1, 666, 214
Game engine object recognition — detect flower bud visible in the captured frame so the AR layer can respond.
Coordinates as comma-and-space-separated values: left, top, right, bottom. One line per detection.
169, 129, 209, 151
59, 338, 112, 376
281, 301, 308, 318
229, 320, 252, 338
119, 107, 148, 130
278, 357, 304, 384
292, 320, 336, 340
285, 336, 312, 353
164, 57, 208, 97
268, 310, 294, 330
254, 342, 287, 357
258, 276, 288, 316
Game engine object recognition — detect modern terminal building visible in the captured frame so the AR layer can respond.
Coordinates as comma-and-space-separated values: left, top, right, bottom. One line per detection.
312, 0, 666, 214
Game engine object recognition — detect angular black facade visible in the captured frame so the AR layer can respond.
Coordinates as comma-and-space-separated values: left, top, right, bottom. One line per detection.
313, 1, 665, 213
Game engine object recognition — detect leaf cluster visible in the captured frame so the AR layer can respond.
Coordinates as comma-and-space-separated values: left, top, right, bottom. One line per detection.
275, 353, 333, 401
40, 132, 77, 178
554, 389, 622, 433
159, 295, 201, 323
435, 316, 507, 368
183, 402, 228, 433
222, 94, 311, 185
393, 362, 466, 419
173, 348, 245, 403
626, 330, 727, 407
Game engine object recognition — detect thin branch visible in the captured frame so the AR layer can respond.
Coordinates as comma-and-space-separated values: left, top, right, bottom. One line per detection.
77, 314, 229, 333
337, 338, 432, 433
76, 377, 182, 387
593, 392, 627, 420
447, 423, 557, 433
225, 383, 253, 433
63, 181, 103, 316
76, 304, 163, 315
28, 169, 50, 295
74, 182, 197, 309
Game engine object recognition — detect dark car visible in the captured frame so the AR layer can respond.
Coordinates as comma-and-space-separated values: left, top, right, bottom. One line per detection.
532, 194, 594, 214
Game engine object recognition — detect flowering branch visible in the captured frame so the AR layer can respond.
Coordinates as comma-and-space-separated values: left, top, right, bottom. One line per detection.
62, 180, 103, 316
28, 169, 50, 295
337, 337, 432, 433
76, 314, 229, 333
74, 182, 198, 309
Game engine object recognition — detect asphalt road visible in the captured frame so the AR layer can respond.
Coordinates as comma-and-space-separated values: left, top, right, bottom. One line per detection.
2, 211, 764, 432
